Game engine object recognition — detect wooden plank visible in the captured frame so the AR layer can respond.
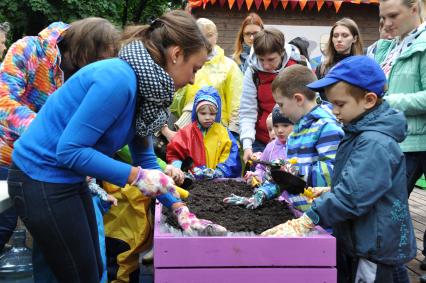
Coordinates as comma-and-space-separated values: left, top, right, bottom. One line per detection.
154, 203, 336, 268
155, 267, 337, 283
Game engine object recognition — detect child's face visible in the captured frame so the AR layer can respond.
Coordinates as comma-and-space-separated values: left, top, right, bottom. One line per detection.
273, 123, 293, 143
266, 117, 275, 140
258, 52, 282, 72
326, 82, 367, 125
197, 105, 217, 128
272, 91, 302, 123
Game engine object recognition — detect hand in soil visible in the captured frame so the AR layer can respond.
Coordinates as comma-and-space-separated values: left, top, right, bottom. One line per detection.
223, 190, 265, 210
261, 214, 315, 237
173, 205, 227, 236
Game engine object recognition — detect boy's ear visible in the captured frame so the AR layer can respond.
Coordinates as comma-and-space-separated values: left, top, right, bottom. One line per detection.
293, 93, 305, 105
364, 92, 378, 109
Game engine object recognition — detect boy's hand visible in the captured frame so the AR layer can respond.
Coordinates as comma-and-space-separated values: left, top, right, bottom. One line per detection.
107, 194, 118, 206
310, 186, 331, 197
261, 214, 315, 237
223, 190, 266, 209
243, 148, 253, 163
164, 165, 185, 185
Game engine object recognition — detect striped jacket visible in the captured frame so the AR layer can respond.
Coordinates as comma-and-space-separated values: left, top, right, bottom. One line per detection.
287, 103, 344, 187
0, 22, 69, 167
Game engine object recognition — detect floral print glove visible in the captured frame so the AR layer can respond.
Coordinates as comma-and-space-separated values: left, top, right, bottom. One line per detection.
133, 167, 179, 198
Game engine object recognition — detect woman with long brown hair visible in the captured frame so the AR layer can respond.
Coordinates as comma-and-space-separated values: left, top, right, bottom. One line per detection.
232, 12, 264, 72
316, 18, 364, 98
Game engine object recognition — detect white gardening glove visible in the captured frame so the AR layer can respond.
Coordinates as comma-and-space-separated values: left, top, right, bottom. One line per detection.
261, 214, 315, 237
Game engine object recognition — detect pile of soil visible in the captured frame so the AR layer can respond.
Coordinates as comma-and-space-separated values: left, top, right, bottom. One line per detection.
163, 179, 294, 234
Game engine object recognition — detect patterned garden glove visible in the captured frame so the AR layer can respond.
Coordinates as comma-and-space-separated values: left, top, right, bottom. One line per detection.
310, 186, 331, 197
133, 167, 179, 198
287, 194, 311, 212
243, 171, 261, 187
245, 190, 266, 209
193, 166, 215, 180
261, 214, 315, 237
223, 190, 266, 210
173, 206, 227, 236
223, 194, 252, 206
213, 168, 224, 178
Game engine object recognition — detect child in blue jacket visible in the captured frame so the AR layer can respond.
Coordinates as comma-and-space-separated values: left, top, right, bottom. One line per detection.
262, 56, 416, 283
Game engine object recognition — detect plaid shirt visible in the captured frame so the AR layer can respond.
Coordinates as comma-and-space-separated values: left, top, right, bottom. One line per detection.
287, 103, 344, 187
0, 22, 68, 167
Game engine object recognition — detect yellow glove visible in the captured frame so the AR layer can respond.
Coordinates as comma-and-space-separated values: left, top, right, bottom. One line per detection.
261, 214, 315, 237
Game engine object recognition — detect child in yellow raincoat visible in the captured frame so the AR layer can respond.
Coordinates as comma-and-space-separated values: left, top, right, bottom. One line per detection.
167, 86, 241, 179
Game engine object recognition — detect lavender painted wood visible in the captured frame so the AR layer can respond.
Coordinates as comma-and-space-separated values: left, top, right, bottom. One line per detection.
155, 267, 337, 283
154, 203, 336, 268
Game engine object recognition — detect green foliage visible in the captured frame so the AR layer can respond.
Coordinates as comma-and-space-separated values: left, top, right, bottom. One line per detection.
0, 0, 184, 42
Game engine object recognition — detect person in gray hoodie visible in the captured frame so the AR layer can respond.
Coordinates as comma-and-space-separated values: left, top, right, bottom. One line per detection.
239, 27, 305, 163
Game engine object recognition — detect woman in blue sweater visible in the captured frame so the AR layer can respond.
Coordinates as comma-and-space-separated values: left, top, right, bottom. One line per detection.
7, 10, 225, 282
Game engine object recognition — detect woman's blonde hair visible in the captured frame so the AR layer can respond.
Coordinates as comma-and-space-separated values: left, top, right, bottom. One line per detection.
232, 13, 264, 65
321, 18, 364, 77
121, 10, 211, 68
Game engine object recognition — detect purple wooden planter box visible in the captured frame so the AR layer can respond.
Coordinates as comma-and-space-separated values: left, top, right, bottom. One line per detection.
154, 203, 336, 283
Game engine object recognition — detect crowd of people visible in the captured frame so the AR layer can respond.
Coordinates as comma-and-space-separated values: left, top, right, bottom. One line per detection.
0, 0, 425, 282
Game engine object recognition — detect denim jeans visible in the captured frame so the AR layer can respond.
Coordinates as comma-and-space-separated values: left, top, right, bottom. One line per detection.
405, 152, 426, 257
8, 163, 102, 283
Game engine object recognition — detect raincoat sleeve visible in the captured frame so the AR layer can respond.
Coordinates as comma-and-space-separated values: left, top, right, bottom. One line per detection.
224, 61, 243, 133
215, 130, 242, 178
385, 50, 426, 116
166, 125, 193, 164
239, 67, 258, 150
170, 85, 188, 118
305, 135, 397, 226
302, 123, 343, 187
0, 38, 39, 143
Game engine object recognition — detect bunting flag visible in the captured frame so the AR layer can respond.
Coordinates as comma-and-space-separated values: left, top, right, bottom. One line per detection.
189, 0, 379, 12
272, 0, 279, 9
246, 0, 254, 9
299, 0, 307, 11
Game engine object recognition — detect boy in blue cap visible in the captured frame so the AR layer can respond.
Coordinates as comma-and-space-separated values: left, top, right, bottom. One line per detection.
262, 56, 416, 283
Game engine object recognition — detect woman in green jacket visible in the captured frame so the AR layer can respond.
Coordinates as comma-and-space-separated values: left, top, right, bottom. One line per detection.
376, 0, 426, 282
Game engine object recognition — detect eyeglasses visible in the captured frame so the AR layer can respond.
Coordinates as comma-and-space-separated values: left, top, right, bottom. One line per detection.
243, 31, 259, 38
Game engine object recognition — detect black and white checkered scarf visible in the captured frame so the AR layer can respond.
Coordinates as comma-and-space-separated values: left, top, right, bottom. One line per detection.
119, 40, 175, 137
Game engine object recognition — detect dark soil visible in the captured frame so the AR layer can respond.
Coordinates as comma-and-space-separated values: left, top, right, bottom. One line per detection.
163, 179, 295, 234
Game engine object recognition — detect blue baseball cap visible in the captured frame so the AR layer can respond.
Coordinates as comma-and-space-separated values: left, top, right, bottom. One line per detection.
307, 55, 387, 97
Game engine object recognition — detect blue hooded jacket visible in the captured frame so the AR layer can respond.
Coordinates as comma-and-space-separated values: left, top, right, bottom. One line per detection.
306, 102, 416, 265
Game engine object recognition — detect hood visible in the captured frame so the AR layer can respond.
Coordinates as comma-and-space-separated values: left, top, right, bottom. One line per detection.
294, 103, 339, 132
38, 22, 69, 46
191, 86, 222, 123
246, 43, 301, 73
344, 101, 407, 143
206, 45, 225, 65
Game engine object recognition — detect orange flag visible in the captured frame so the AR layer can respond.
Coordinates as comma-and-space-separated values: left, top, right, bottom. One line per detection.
229, 0, 236, 9
316, 0, 325, 11
246, 0, 254, 9
264, 0, 272, 9
299, 0, 307, 10
333, 0, 343, 12
281, 0, 289, 9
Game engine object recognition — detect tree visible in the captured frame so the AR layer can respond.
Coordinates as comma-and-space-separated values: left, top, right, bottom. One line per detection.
0, 0, 185, 42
